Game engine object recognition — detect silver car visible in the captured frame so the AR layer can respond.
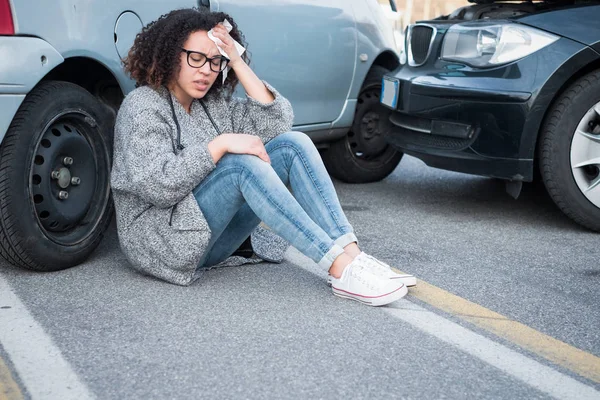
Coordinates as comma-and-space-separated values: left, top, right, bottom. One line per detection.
0, 0, 401, 271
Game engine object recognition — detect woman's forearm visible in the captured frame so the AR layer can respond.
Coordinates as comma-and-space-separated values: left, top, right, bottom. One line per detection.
230, 59, 275, 104
208, 136, 228, 164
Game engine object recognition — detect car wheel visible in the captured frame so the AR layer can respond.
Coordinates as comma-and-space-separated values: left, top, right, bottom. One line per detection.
539, 70, 600, 231
0, 80, 114, 271
322, 66, 403, 183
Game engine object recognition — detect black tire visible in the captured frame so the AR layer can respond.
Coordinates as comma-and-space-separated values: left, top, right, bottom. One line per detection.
0, 80, 114, 271
322, 66, 403, 183
539, 70, 600, 231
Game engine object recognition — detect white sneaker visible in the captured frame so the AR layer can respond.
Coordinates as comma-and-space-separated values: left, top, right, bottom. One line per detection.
330, 257, 407, 306
327, 253, 417, 288
359, 252, 418, 287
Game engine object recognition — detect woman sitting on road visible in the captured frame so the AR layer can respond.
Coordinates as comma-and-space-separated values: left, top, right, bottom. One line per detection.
110, 8, 416, 306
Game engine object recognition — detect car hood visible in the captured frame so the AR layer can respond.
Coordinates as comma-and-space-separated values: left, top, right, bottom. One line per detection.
517, 4, 600, 50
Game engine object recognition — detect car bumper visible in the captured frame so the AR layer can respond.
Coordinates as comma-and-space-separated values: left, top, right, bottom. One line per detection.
0, 36, 64, 140
380, 37, 585, 181
382, 82, 533, 180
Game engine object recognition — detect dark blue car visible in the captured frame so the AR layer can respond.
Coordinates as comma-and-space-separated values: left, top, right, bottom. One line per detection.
380, 0, 600, 231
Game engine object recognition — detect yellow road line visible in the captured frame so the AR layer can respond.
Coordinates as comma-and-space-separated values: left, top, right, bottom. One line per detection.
397, 273, 600, 384
0, 355, 22, 400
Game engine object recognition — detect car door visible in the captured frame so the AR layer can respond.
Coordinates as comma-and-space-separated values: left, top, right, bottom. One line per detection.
212, 0, 356, 126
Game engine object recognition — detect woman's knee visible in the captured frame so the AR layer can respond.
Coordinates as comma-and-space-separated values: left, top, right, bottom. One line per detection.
220, 153, 269, 169
270, 131, 315, 151
218, 153, 275, 180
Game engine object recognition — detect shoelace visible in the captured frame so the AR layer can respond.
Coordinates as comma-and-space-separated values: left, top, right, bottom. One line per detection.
358, 253, 392, 277
328, 254, 391, 283
348, 262, 385, 291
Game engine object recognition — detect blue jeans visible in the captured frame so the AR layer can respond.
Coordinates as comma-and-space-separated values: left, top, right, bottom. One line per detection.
193, 131, 358, 270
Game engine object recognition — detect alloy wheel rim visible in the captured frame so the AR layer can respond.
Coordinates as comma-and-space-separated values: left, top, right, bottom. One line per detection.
570, 101, 600, 208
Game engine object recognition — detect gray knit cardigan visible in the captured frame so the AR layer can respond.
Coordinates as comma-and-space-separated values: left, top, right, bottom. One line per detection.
111, 82, 294, 285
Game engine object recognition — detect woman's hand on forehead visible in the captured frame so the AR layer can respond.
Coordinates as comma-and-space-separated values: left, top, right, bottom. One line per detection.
210, 23, 242, 67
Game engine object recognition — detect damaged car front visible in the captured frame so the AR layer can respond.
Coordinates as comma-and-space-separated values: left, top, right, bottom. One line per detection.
380, 0, 600, 231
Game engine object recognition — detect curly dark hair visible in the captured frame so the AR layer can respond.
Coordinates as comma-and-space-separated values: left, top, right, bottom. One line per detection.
124, 8, 249, 95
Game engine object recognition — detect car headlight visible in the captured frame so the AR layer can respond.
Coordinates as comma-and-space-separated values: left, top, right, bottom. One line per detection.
441, 22, 558, 68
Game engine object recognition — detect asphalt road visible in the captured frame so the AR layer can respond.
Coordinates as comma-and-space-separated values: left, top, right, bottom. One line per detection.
1, 155, 599, 399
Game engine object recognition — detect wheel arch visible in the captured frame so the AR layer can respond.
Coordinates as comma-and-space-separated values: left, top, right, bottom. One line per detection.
41, 57, 126, 118
332, 51, 400, 130
322, 59, 403, 183
528, 55, 600, 179
370, 50, 400, 73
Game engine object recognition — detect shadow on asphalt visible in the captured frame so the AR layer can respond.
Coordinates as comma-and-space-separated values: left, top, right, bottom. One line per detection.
332, 158, 591, 234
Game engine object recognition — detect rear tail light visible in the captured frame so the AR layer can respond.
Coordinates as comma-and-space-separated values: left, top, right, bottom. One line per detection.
0, 0, 14, 35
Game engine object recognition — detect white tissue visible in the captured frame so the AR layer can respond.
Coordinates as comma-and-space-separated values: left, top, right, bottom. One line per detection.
207, 19, 246, 84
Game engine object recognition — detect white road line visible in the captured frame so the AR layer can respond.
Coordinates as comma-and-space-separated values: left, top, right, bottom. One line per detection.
285, 247, 600, 400
384, 304, 600, 400
0, 275, 94, 400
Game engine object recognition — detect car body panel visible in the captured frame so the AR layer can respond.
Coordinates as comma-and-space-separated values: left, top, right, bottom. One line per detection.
348, 0, 397, 100
213, 0, 356, 126
0, 36, 65, 135
9, 0, 196, 96
0, 36, 64, 94
212, 0, 398, 131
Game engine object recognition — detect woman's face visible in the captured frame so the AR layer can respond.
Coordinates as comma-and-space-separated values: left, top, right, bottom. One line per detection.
171, 30, 221, 103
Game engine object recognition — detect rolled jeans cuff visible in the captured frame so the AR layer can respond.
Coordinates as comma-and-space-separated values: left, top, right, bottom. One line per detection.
334, 232, 358, 249
317, 244, 345, 270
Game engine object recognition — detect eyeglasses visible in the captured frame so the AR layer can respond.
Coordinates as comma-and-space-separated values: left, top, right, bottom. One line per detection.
181, 48, 229, 72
